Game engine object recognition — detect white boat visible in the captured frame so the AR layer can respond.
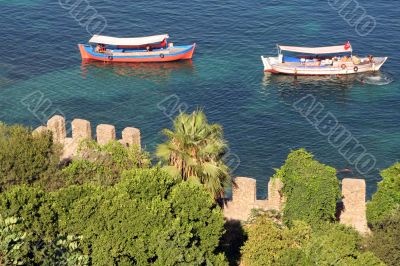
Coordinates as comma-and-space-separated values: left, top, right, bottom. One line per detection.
261, 42, 387, 76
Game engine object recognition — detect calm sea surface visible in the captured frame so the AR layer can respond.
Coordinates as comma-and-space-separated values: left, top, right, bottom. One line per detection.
1, 0, 399, 198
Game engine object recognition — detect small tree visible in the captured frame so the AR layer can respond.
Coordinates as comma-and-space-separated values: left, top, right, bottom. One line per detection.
63, 168, 228, 265
0, 123, 60, 191
61, 140, 150, 187
241, 215, 311, 266
241, 216, 384, 266
157, 110, 232, 199
273, 149, 341, 226
367, 162, 400, 226
367, 211, 400, 266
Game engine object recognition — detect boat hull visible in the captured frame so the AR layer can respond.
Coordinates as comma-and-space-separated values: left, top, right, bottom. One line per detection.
78, 43, 196, 63
261, 56, 388, 76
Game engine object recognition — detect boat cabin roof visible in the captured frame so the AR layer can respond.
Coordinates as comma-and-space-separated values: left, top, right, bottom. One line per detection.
89, 34, 169, 46
278, 43, 352, 54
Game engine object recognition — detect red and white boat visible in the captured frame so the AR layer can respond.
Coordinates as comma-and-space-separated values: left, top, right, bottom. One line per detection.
261, 42, 387, 75
78, 34, 196, 63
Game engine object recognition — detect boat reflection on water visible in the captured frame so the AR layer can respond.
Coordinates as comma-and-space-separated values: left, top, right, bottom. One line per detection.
261, 72, 373, 104
80, 60, 195, 83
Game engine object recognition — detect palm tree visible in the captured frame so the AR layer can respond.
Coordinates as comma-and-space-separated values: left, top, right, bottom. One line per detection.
157, 110, 232, 199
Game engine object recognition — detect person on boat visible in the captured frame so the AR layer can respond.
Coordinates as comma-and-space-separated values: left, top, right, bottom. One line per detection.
146, 46, 153, 52
368, 55, 375, 63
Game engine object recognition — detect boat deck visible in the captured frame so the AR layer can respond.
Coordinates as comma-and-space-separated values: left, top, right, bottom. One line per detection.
105, 47, 188, 57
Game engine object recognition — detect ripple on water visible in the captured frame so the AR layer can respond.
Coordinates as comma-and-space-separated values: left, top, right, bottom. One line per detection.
357, 72, 394, 86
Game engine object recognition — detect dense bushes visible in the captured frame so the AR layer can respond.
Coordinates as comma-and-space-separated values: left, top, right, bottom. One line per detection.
0, 123, 60, 191
367, 162, 400, 226
241, 215, 384, 266
61, 140, 150, 187
367, 212, 400, 266
0, 168, 227, 265
273, 149, 341, 226
241, 215, 311, 265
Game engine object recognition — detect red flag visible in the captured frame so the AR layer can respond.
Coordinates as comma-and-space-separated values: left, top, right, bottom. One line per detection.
344, 41, 351, 50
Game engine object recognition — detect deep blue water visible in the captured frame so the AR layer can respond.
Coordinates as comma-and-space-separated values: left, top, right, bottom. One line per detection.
1, 0, 399, 198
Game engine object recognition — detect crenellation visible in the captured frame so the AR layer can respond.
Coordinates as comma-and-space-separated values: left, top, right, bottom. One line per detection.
33, 125, 48, 136
223, 176, 369, 234
47, 115, 66, 143
37, 116, 369, 234
41, 116, 142, 160
72, 119, 92, 141
96, 124, 116, 145
121, 127, 141, 148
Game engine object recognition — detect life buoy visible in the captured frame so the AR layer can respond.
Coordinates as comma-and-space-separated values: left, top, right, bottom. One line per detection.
341, 64, 347, 70
108, 55, 113, 60
353, 66, 359, 72
160, 53, 165, 58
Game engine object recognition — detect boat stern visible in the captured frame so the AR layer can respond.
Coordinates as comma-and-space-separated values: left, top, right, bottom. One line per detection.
261, 56, 273, 72
262, 55, 282, 72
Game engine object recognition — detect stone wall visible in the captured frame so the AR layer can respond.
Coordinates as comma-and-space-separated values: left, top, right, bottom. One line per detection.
36, 116, 369, 234
339, 178, 370, 234
35, 115, 141, 161
224, 176, 369, 234
223, 177, 284, 221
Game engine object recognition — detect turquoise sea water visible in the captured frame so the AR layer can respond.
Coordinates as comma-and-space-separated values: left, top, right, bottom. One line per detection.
1, 0, 399, 198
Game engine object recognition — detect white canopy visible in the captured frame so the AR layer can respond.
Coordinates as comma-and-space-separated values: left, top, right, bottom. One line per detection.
279, 44, 352, 54
89, 34, 169, 46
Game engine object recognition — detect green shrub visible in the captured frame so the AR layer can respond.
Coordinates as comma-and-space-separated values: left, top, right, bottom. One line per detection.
367, 162, 400, 226
305, 223, 384, 266
0, 123, 60, 191
273, 149, 341, 226
367, 211, 400, 266
1, 168, 227, 265
63, 168, 227, 265
62, 140, 150, 186
241, 215, 311, 266
0, 186, 89, 265
241, 216, 384, 266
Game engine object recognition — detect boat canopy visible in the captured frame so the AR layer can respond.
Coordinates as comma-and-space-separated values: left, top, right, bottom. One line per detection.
278, 44, 352, 54
89, 34, 169, 46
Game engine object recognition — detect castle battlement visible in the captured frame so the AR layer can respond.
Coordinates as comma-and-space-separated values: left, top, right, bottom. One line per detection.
37, 115, 369, 234
224, 176, 370, 234
34, 115, 141, 160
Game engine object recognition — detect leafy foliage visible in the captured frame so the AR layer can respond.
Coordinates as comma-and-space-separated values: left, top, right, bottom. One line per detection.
241, 215, 384, 266
64, 168, 227, 265
0, 216, 26, 265
0, 123, 60, 191
61, 140, 150, 186
0, 168, 227, 265
304, 223, 384, 266
273, 149, 341, 226
157, 110, 232, 199
367, 162, 400, 226
367, 211, 400, 266
0, 187, 88, 265
241, 215, 311, 266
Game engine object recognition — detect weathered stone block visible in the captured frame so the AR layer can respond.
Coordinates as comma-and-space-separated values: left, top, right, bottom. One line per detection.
47, 115, 66, 143
72, 119, 92, 141
340, 178, 370, 234
268, 178, 284, 211
32, 126, 48, 136
232, 177, 256, 204
96, 124, 116, 145
121, 127, 141, 148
